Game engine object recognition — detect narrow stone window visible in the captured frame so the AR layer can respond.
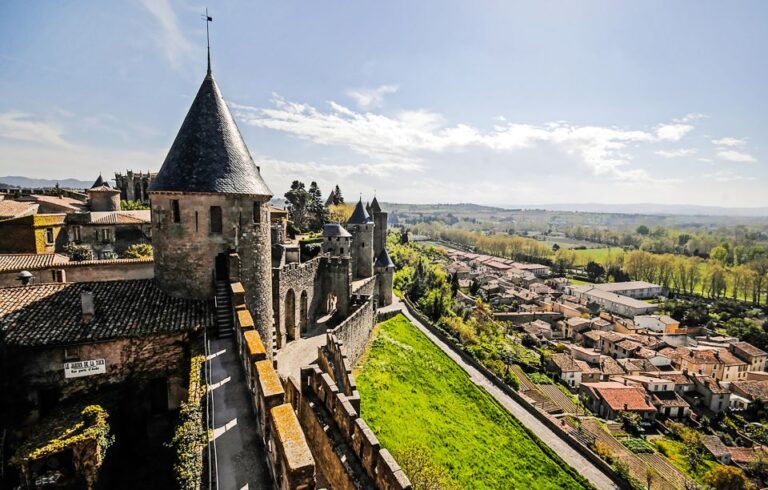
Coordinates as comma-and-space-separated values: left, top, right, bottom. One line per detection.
253, 201, 261, 223
171, 199, 180, 223
195, 211, 199, 232
44, 228, 54, 244
340, 248, 344, 255
210, 206, 223, 234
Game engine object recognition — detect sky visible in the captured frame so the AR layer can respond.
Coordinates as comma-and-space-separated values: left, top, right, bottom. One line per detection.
0, 1, 766, 207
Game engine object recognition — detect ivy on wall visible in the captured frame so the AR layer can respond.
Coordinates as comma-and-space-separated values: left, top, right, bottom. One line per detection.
169, 347, 207, 490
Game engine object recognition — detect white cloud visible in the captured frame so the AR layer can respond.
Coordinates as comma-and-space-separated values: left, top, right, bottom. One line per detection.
235, 98, 690, 183
674, 113, 708, 123
704, 170, 755, 183
717, 149, 757, 163
0, 111, 73, 148
346, 84, 399, 110
139, 0, 194, 68
655, 148, 697, 158
655, 124, 694, 141
712, 137, 745, 147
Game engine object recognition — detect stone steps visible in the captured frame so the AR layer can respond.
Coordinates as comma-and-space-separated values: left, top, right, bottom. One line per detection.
214, 280, 234, 338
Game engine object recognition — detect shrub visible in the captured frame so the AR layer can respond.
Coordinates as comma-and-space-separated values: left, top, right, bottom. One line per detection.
63, 242, 94, 261
170, 351, 207, 489
122, 243, 153, 259
121, 200, 150, 210
527, 372, 553, 384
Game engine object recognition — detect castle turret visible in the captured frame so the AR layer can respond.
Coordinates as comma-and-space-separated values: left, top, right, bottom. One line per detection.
346, 198, 374, 279
370, 196, 387, 259
148, 62, 274, 341
322, 223, 352, 257
87, 180, 121, 212
374, 247, 395, 306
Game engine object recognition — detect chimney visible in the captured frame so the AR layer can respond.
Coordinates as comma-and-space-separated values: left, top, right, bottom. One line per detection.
81, 288, 95, 324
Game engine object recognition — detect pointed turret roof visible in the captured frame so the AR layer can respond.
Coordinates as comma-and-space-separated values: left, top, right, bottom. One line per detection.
149, 69, 272, 196
325, 188, 336, 207
375, 248, 395, 269
91, 174, 107, 188
347, 198, 371, 225
370, 196, 382, 214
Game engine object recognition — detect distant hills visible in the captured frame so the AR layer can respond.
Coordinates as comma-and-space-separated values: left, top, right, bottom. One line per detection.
0, 175, 95, 189
513, 202, 768, 218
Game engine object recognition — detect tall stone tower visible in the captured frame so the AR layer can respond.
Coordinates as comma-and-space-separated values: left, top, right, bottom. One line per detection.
370, 196, 387, 258
346, 198, 374, 279
148, 61, 274, 337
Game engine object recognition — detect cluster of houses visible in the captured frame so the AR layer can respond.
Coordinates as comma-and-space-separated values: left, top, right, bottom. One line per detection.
0, 178, 151, 259
443, 245, 768, 425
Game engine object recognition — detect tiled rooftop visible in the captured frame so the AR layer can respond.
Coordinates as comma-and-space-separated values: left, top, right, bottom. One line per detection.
0, 253, 71, 273
0, 200, 38, 219
0, 279, 213, 347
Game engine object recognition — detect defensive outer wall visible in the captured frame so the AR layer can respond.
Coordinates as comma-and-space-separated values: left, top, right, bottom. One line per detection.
229, 273, 412, 489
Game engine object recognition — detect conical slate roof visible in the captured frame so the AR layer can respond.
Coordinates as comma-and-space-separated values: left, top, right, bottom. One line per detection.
370, 196, 382, 214
347, 198, 371, 225
149, 71, 272, 196
375, 248, 395, 269
91, 174, 107, 188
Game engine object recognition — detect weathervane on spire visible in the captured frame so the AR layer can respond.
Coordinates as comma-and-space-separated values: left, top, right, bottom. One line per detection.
202, 8, 213, 74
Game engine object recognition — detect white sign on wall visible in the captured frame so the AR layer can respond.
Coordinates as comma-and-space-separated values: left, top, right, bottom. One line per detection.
64, 359, 106, 378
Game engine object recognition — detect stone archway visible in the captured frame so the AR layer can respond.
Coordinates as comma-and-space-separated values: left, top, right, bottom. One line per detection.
285, 289, 296, 341
300, 290, 308, 335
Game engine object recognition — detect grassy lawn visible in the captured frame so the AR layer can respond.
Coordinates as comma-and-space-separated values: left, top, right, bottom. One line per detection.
355, 314, 592, 489
572, 247, 625, 266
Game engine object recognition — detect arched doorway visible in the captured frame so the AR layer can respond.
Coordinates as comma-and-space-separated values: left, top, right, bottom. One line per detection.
300, 291, 308, 335
285, 289, 296, 341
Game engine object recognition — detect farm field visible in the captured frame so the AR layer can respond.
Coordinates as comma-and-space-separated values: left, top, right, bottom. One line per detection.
571, 247, 625, 266
354, 314, 592, 489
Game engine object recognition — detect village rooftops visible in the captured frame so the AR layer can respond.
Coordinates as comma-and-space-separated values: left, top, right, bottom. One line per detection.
0, 200, 38, 219
731, 341, 768, 359
581, 382, 656, 412
0, 254, 153, 274
730, 380, 768, 402
550, 353, 581, 372
0, 279, 213, 347
67, 210, 151, 225
0, 253, 71, 273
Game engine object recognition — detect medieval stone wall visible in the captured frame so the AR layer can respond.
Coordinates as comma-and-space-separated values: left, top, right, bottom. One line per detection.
150, 192, 271, 307
331, 297, 375, 368
272, 258, 322, 350
8, 332, 190, 421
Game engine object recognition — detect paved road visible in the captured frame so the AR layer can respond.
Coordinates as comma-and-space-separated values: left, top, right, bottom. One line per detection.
274, 328, 327, 381
389, 301, 618, 490
207, 336, 272, 490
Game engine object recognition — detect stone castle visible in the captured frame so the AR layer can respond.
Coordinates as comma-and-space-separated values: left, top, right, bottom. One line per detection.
147, 60, 394, 354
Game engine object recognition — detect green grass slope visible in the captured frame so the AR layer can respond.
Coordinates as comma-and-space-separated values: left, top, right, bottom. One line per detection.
355, 314, 592, 489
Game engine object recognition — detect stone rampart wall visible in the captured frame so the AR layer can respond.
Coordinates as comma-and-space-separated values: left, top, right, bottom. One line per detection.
273, 258, 322, 349
329, 296, 375, 367
299, 365, 411, 490
231, 282, 316, 489
351, 276, 375, 296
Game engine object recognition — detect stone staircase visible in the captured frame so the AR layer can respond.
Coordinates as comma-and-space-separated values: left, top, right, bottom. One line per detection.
215, 280, 234, 338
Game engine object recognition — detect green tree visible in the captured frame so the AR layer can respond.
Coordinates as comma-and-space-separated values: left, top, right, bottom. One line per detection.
585, 261, 606, 282
122, 243, 153, 259
710, 245, 730, 266
636, 225, 650, 236
703, 465, 751, 490
397, 444, 459, 490
333, 184, 344, 204
284, 180, 311, 231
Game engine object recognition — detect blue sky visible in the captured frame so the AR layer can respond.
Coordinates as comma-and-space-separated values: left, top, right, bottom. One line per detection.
0, 1, 766, 206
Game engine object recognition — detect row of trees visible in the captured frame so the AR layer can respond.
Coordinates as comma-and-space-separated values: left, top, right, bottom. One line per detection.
565, 223, 768, 261
621, 250, 768, 303
410, 223, 553, 263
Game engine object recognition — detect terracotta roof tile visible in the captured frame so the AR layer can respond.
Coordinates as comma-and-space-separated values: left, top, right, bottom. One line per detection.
0, 253, 70, 273
0, 279, 213, 347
